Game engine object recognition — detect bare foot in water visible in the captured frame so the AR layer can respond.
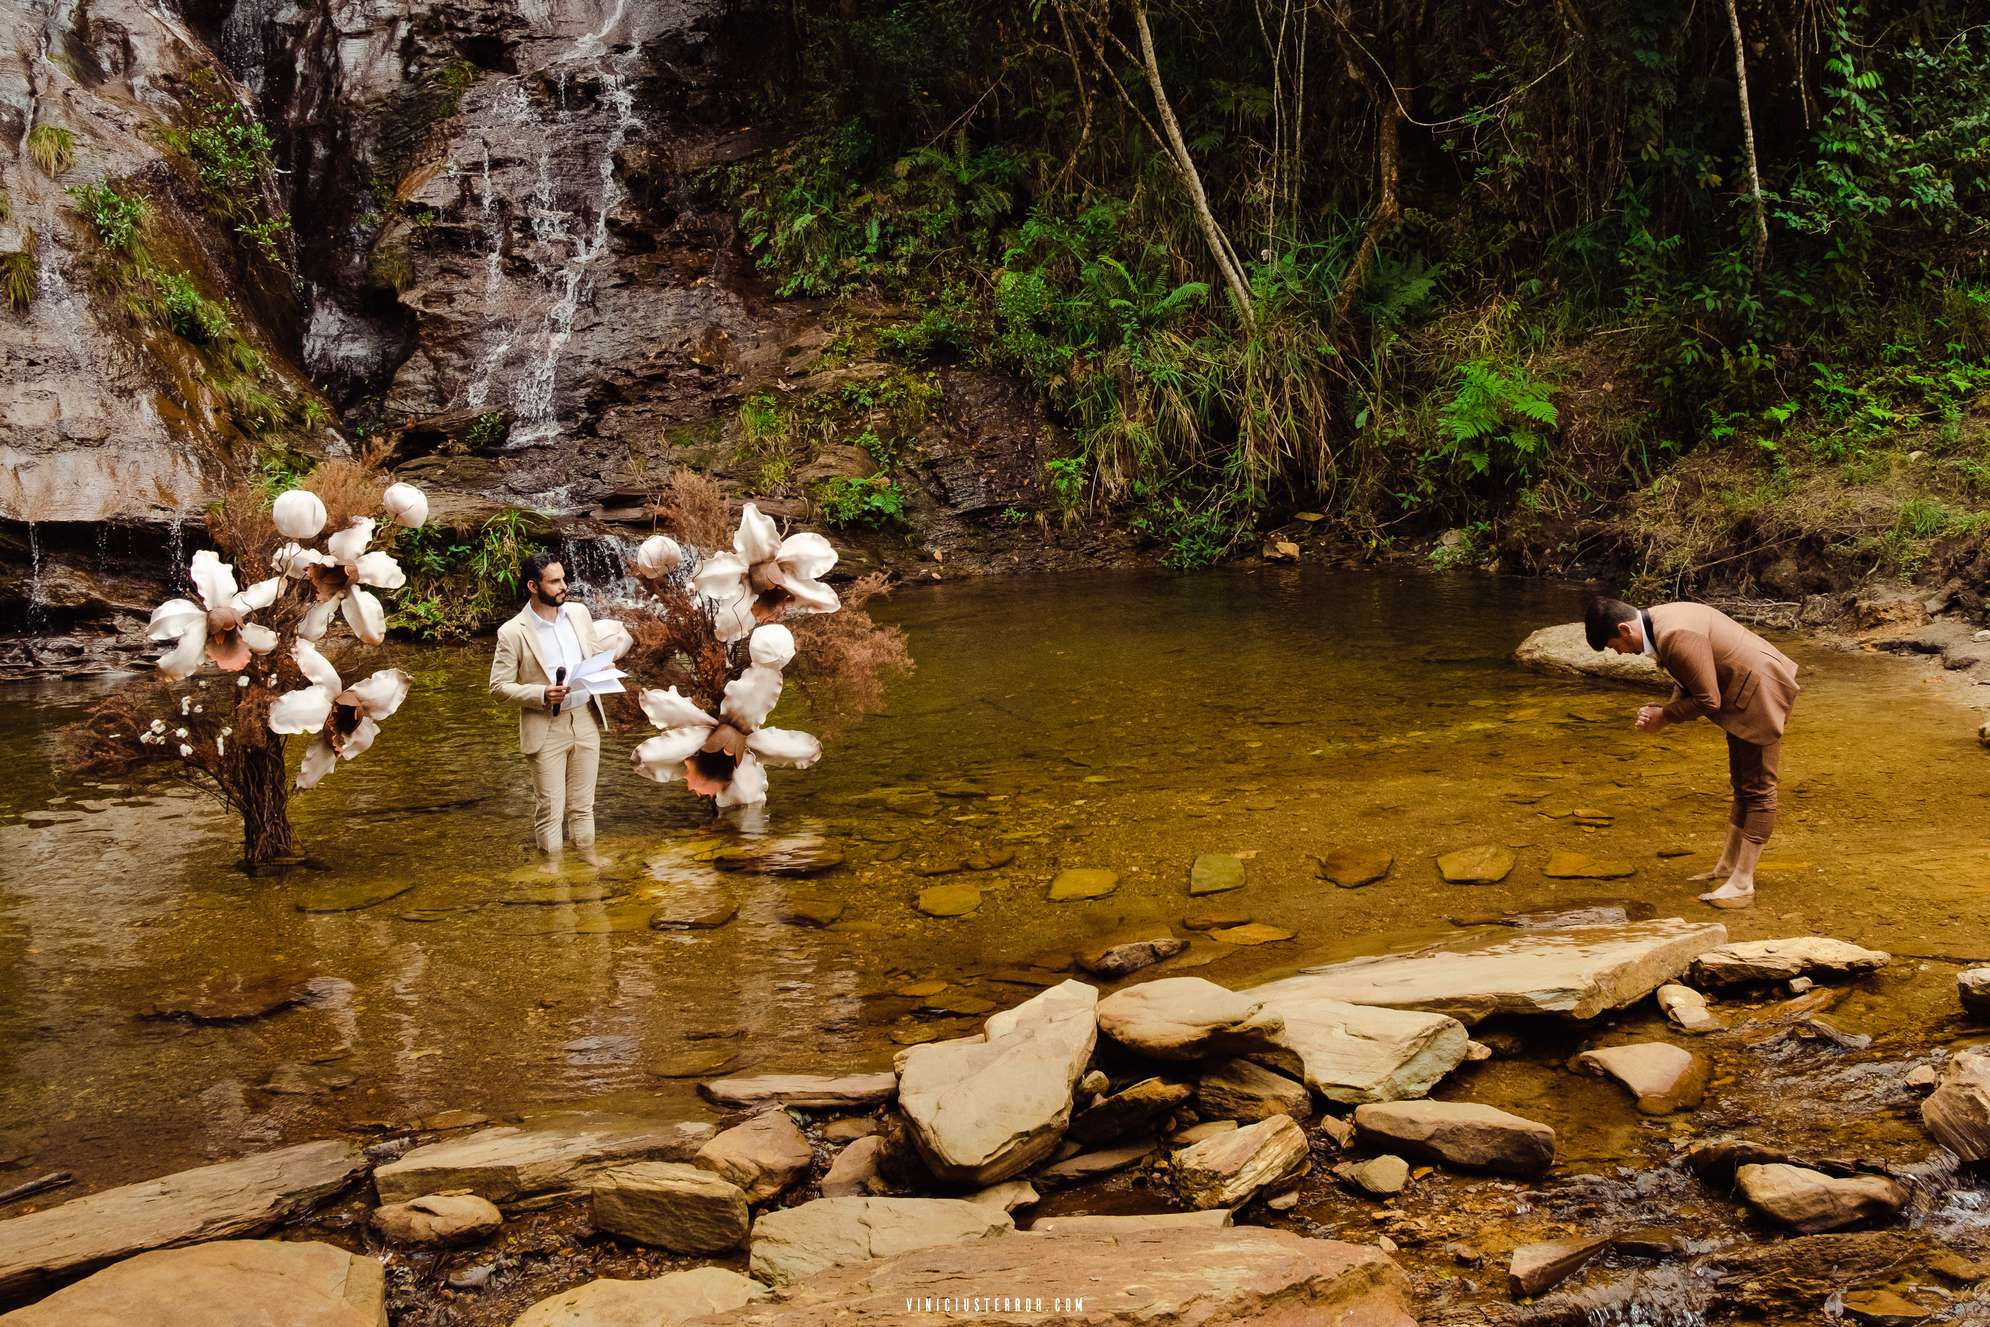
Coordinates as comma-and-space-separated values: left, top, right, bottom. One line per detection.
1698, 879, 1755, 909
1686, 865, 1730, 883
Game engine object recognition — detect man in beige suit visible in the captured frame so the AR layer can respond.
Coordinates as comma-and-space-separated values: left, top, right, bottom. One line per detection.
1588, 597, 1800, 910
489, 553, 610, 856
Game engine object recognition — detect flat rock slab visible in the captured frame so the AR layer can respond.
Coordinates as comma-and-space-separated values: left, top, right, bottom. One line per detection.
1034, 1141, 1156, 1187
1029, 1210, 1232, 1234
747, 1197, 1012, 1287
706, 839, 845, 876
650, 891, 739, 930
1047, 869, 1118, 901
1542, 852, 1634, 880
1922, 1047, 1990, 1162
1291, 918, 1728, 1025
1211, 923, 1295, 946
1514, 623, 1668, 690
1095, 977, 1285, 1061
700, 1073, 897, 1111
1353, 1101, 1556, 1175
1437, 846, 1515, 884
374, 1116, 715, 1205
778, 897, 845, 927
1069, 1078, 1191, 1145
1316, 849, 1394, 888
0, 1139, 367, 1301
1734, 1163, 1908, 1233
513, 1267, 769, 1327
1197, 1058, 1311, 1122
1189, 854, 1246, 895
914, 884, 982, 918
1576, 1043, 1710, 1114
687, 1227, 1418, 1327
0, 1240, 385, 1327
1692, 938, 1891, 987
898, 981, 1098, 1184
695, 1111, 812, 1204
1240, 982, 1470, 1104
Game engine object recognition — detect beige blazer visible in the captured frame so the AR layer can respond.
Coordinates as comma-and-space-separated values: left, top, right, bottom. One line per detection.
1648, 601, 1800, 746
489, 602, 611, 754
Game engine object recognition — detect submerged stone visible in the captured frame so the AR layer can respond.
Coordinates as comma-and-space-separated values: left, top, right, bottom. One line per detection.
706, 837, 845, 876
1078, 935, 1187, 978
1047, 868, 1118, 901
915, 883, 982, 917
1542, 851, 1634, 880
779, 896, 845, 927
292, 879, 417, 913
1210, 923, 1295, 946
1316, 849, 1393, 888
1436, 845, 1515, 884
1189, 853, 1247, 895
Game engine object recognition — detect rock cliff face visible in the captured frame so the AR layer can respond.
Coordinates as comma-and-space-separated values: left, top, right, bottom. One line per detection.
1, 0, 1092, 676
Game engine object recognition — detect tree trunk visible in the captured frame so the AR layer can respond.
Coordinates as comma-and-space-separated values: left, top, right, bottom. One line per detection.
1724, 0, 1770, 272
1130, 0, 1256, 329
237, 744, 297, 867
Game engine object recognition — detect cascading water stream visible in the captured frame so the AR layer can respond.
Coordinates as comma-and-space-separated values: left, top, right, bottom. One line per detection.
23, 521, 45, 632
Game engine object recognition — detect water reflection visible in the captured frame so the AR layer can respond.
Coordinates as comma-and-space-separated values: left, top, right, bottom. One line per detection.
1, 568, 1986, 1186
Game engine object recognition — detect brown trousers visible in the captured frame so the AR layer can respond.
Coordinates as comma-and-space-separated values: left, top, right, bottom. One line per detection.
1726, 733, 1780, 845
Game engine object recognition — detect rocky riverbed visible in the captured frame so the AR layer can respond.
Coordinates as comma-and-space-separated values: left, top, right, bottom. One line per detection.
0, 918, 1986, 1325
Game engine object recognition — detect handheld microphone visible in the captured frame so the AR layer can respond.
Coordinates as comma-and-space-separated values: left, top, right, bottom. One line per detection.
553, 665, 567, 715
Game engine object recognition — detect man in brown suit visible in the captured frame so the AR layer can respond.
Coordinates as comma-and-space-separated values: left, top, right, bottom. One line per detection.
1587, 598, 1801, 910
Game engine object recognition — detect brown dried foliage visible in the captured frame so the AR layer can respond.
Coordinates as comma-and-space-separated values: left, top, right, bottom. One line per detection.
612, 576, 734, 730
645, 467, 730, 551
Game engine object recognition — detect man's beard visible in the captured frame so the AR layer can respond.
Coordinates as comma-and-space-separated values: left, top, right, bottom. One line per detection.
533, 586, 565, 608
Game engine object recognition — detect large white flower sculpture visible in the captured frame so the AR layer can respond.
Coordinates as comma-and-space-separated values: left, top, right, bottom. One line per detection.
267, 639, 413, 789
284, 517, 408, 645
691, 503, 839, 642
147, 550, 282, 681
631, 624, 820, 807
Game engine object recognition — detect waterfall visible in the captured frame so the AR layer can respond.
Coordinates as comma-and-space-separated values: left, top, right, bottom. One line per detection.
24, 521, 45, 631
459, 16, 642, 445
561, 532, 642, 606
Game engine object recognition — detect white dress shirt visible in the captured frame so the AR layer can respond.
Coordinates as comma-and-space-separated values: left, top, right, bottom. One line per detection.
531, 603, 584, 680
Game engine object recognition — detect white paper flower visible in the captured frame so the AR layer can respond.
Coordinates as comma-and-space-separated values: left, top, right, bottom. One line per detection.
691, 503, 839, 642
267, 638, 412, 790
146, 550, 283, 681
382, 482, 429, 529
283, 517, 407, 645
272, 488, 327, 540
593, 618, 634, 660
634, 535, 682, 578
630, 627, 819, 807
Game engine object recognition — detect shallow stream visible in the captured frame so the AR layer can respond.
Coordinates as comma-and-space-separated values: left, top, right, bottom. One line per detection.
3, 568, 1987, 1320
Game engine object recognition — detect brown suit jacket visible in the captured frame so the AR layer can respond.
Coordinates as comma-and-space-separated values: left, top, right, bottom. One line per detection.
488, 602, 611, 754
1647, 602, 1799, 745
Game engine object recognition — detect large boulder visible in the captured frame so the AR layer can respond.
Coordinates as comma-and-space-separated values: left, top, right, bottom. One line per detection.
1095, 978, 1285, 1061
1353, 1101, 1556, 1175
1241, 985, 1470, 1104
1170, 1116, 1310, 1210
1287, 919, 1727, 1024
375, 1115, 715, 1204
695, 1111, 813, 1204
1733, 1163, 1908, 1233
589, 1163, 751, 1255
370, 1194, 502, 1246
1691, 938, 1891, 987
1959, 968, 1990, 1018
0, 1240, 384, 1327
684, 1227, 1418, 1326
747, 1197, 1013, 1287
897, 981, 1098, 1184
511, 1268, 770, 1327
1923, 1047, 1990, 1162
1514, 623, 1668, 689
0, 1140, 367, 1301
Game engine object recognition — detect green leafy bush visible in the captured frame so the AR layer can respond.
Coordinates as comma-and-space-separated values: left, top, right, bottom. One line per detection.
69, 182, 148, 255
1435, 361, 1560, 487
815, 474, 908, 528
154, 270, 235, 344
391, 510, 545, 639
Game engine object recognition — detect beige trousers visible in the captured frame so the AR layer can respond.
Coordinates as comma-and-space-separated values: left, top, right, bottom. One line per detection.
528, 708, 600, 852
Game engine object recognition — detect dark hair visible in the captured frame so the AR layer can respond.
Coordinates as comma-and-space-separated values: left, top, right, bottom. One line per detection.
1584, 597, 1638, 651
522, 551, 564, 589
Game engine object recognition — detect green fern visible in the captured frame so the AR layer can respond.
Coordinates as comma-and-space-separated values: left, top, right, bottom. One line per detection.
1438, 360, 1558, 479
27, 125, 76, 176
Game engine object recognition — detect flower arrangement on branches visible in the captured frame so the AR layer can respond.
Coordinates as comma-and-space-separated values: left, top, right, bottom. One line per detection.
612, 469, 913, 811
64, 457, 429, 867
